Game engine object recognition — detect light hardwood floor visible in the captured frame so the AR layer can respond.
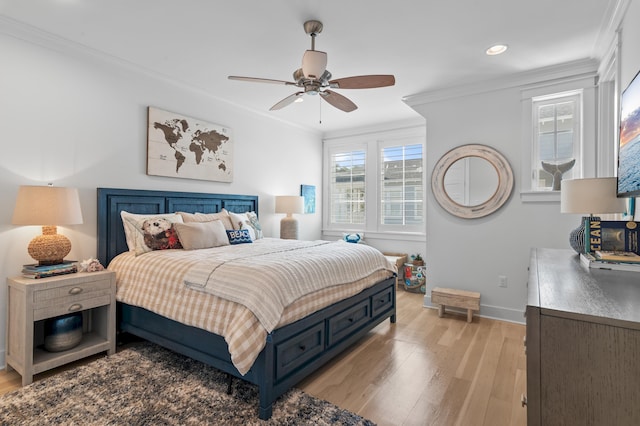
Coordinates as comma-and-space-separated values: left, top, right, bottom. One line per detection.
1, 290, 527, 425
298, 290, 527, 426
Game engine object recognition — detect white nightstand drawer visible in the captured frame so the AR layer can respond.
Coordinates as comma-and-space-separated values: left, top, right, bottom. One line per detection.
33, 294, 112, 321
33, 277, 112, 304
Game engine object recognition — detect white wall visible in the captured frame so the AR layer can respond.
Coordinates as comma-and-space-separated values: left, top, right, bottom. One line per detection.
621, 1, 640, 90
410, 76, 588, 323
0, 30, 323, 365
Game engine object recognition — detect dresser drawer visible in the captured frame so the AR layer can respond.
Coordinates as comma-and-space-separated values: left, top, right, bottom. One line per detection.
275, 322, 324, 380
327, 299, 370, 347
371, 286, 394, 318
33, 277, 112, 305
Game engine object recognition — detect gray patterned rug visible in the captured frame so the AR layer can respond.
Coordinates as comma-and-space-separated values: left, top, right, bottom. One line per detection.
0, 342, 374, 425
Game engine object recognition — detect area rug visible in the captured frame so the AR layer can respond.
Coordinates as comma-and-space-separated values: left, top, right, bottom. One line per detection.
0, 342, 374, 425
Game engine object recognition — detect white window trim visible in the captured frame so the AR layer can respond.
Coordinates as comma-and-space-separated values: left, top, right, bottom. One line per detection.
323, 125, 426, 236
520, 75, 597, 203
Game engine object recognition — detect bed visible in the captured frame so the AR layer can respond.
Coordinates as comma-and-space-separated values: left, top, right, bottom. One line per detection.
97, 187, 396, 420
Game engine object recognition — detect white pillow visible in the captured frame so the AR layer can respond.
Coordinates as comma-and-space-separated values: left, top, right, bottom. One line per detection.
120, 211, 184, 255
173, 220, 230, 250
177, 209, 234, 230
228, 211, 262, 240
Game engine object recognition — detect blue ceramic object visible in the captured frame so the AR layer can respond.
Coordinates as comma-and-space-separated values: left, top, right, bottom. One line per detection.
44, 312, 83, 352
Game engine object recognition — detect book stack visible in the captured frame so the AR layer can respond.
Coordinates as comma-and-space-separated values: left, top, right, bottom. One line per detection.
22, 261, 78, 279
580, 219, 640, 272
580, 252, 640, 272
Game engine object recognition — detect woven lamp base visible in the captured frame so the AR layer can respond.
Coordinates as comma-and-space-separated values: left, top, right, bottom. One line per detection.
28, 225, 72, 265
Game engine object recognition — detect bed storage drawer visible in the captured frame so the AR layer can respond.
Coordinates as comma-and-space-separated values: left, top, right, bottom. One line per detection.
327, 299, 370, 347
275, 322, 324, 380
371, 287, 394, 318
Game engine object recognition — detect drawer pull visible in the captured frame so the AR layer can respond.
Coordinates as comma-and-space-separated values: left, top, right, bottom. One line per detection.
299, 345, 306, 351
69, 287, 84, 295
348, 317, 354, 323
68, 303, 83, 312
521, 394, 527, 407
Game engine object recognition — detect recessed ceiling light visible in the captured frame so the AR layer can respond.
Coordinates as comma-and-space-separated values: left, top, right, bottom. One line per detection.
486, 44, 508, 56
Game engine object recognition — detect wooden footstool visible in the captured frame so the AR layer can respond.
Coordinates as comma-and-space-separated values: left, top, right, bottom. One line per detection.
431, 287, 480, 323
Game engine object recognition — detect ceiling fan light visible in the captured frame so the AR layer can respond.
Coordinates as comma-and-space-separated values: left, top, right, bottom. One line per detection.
302, 50, 327, 79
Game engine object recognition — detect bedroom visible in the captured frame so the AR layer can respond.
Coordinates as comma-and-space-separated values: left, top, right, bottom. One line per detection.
1, 0, 639, 424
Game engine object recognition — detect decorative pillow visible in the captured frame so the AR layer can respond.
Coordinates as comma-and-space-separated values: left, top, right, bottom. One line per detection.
342, 232, 365, 244
228, 211, 263, 240
120, 211, 184, 255
177, 209, 233, 230
226, 229, 253, 245
173, 220, 230, 250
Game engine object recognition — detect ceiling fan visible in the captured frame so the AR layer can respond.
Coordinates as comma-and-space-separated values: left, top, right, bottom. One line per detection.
228, 20, 395, 113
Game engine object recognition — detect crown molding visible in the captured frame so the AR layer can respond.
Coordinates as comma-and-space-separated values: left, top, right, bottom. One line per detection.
403, 59, 599, 107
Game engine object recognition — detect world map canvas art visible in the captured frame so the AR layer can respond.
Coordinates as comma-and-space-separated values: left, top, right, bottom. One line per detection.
147, 107, 233, 182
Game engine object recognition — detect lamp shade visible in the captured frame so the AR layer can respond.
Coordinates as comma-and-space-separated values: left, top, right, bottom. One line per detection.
12, 185, 83, 265
275, 196, 304, 215
12, 186, 83, 226
560, 177, 626, 214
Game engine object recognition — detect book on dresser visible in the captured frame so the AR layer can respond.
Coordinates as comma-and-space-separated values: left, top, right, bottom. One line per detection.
594, 250, 640, 263
580, 252, 640, 272
584, 219, 640, 254
22, 261, 78, 279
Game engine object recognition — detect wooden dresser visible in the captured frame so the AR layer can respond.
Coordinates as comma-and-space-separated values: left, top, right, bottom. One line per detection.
526, 248, 640, 425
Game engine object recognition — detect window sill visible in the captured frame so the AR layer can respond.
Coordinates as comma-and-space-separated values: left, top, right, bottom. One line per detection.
322, 229, 425, 242
520, 190, 561, 203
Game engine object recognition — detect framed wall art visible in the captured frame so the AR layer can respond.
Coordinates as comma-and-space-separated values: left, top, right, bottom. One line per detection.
300, 184, 316, 214
147, 107, 233, 182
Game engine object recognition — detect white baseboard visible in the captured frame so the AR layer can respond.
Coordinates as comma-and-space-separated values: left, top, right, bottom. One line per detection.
423, 294, 526, 324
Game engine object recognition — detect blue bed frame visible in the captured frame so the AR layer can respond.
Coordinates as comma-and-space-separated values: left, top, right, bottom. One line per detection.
97, 187, 396, 420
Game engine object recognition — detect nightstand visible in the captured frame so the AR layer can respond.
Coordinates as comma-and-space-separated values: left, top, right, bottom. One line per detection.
6, 270, 116, 385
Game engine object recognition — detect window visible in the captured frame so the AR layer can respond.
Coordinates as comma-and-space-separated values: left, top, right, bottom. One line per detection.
328, 148, 366, 226
531, 91, 582, 191
520, 70, 596, 203
380, 143, 423, 226
324, 125, 425, 235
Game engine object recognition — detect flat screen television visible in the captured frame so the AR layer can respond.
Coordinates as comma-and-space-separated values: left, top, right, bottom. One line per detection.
617, 69, 640, 198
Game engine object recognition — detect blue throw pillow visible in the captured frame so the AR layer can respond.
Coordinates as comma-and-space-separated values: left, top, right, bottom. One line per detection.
226, 229, 253, 245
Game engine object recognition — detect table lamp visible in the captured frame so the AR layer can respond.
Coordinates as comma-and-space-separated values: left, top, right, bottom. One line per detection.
560, 177, 626, 253
275, 195, 304, 239
12, 185, 84, 265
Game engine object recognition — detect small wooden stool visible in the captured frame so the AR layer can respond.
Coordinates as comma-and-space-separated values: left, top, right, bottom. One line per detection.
431, 287, 480, 323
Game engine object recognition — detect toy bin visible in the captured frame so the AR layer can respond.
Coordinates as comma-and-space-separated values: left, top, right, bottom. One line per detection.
403, 263, 426, 293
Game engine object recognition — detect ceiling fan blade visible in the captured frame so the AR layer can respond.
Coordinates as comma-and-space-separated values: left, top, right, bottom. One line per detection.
321, 90, 358, 112
270, 92, 304, 111
228, 76, 296, 86
328, 75, 395, 89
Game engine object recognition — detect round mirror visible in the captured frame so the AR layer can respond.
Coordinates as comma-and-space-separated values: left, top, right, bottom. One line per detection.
432, 144, 513, 219
443, 157, 499, 206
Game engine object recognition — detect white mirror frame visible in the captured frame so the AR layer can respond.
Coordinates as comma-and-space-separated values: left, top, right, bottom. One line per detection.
431, 144, 514, 219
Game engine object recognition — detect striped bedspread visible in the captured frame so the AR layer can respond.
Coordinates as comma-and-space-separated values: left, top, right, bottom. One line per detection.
109, 238, 394, 375
184, 239, 395, 332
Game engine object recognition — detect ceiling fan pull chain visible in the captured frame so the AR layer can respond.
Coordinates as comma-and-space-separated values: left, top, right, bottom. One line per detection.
319, 96, 322, 124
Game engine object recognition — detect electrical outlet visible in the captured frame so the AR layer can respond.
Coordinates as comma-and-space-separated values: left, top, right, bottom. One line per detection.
499, 275, 508, 288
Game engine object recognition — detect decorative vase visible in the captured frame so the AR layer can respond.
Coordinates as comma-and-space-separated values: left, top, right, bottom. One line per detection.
44, 312, 83, 352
